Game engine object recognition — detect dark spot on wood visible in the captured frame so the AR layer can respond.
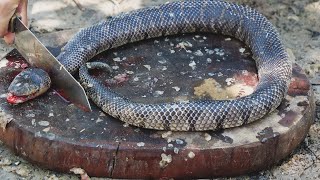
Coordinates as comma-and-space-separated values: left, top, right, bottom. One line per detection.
297, 101, 309, 107
256, 127, 280, 143
209, 130, 233, 144
278, 110, 297, 127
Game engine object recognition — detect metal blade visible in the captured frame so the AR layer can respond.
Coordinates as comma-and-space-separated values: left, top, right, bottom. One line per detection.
10, 15, 92, 112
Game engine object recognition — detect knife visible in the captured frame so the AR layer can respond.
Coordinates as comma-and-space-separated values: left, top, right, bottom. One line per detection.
9, 14, 92, 112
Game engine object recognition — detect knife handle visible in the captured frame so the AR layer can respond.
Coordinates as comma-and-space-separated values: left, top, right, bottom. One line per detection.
9, 14, 22, 33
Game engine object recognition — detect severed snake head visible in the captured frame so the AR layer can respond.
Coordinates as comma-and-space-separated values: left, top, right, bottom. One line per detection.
7, 68, 51, 104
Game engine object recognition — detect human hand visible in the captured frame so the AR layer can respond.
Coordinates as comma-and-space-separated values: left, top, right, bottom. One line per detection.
0, 0, 28, 44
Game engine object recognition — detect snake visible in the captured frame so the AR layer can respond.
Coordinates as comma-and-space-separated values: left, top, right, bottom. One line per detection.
7, 0, 292, 131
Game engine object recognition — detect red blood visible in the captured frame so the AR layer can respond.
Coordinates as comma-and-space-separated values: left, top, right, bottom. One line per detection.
53, 89, 70, 103
6, 93, 27, 104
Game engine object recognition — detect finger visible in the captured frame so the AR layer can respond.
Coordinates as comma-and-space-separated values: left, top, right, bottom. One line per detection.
4, 33, 15, 44
0, 0, 18, 37
17, 0, 28, 26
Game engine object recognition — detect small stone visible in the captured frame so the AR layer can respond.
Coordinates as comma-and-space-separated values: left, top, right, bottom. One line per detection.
168, 143, 174, 148
225, 38, 231, 41
48, 113, 54, 117
157, 52, 163, 56
174, 147, 179, 154
204, 133, 212, 141
175, 139, 184, 145
188, 151, 195, 159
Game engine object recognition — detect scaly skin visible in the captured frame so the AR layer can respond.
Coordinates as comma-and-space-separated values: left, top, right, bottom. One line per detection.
9, 0, 292, 131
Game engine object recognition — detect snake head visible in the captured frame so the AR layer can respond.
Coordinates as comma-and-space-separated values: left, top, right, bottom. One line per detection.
7, 68, 51, 104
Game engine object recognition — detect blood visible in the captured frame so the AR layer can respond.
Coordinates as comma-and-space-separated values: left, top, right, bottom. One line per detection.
52, 89, 71, 103
52, 89, 91, 112
6, 93, 27, 104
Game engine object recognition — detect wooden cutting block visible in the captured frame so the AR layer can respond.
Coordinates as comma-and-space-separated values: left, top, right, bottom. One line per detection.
0, 30, 314, 178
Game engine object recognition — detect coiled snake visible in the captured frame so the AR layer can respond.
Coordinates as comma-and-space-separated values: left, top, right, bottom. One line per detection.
9, 0, 292, 131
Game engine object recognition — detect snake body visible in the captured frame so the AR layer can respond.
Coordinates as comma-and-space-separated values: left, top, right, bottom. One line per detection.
56, 0, 292, 131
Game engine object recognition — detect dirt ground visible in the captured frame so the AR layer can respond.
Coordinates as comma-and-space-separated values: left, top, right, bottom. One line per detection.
0, 0, 319, 179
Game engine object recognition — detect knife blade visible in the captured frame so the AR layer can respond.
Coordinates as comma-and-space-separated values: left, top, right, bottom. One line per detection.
9, 15, 92, 112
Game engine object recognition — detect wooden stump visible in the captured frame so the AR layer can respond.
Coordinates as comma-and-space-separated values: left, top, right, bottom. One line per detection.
0, 30, 315, 178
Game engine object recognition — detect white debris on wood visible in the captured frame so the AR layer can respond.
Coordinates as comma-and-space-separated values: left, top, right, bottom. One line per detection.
31, 119, 36, 126
42, 127, 50, 132
126, 70, 134, 75
172, 86, 180, 92
137, 142, 145, 147
143, 65, 151, 71
112, 65, 119, 70
154, 90, 164, 96
161, 131, 172, 138
38, 121, 50, 127
96, 118, 103, 123
239, 47, 246, 53
176, 41, 193, 49
159, 153, 172, 168
189, 60, 196, 70
113, 57, 121, 62
194, 50, 204, 56
225, 78, 235, 86
205, 49, 214, 55
162, 147, 167, 152
158, 60, 167, 64
26, 113, 35, 118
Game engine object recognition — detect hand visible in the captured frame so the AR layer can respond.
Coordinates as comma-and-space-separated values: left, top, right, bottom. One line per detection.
0, 0, 28, 44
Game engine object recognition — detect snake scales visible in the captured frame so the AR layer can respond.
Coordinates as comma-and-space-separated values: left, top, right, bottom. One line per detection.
56, 0, 292, 131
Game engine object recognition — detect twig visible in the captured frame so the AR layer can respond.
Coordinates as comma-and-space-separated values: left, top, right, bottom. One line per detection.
72, 0, 85, 11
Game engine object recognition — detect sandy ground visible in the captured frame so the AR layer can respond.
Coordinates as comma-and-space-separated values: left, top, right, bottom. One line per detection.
0, 0, 319, 179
